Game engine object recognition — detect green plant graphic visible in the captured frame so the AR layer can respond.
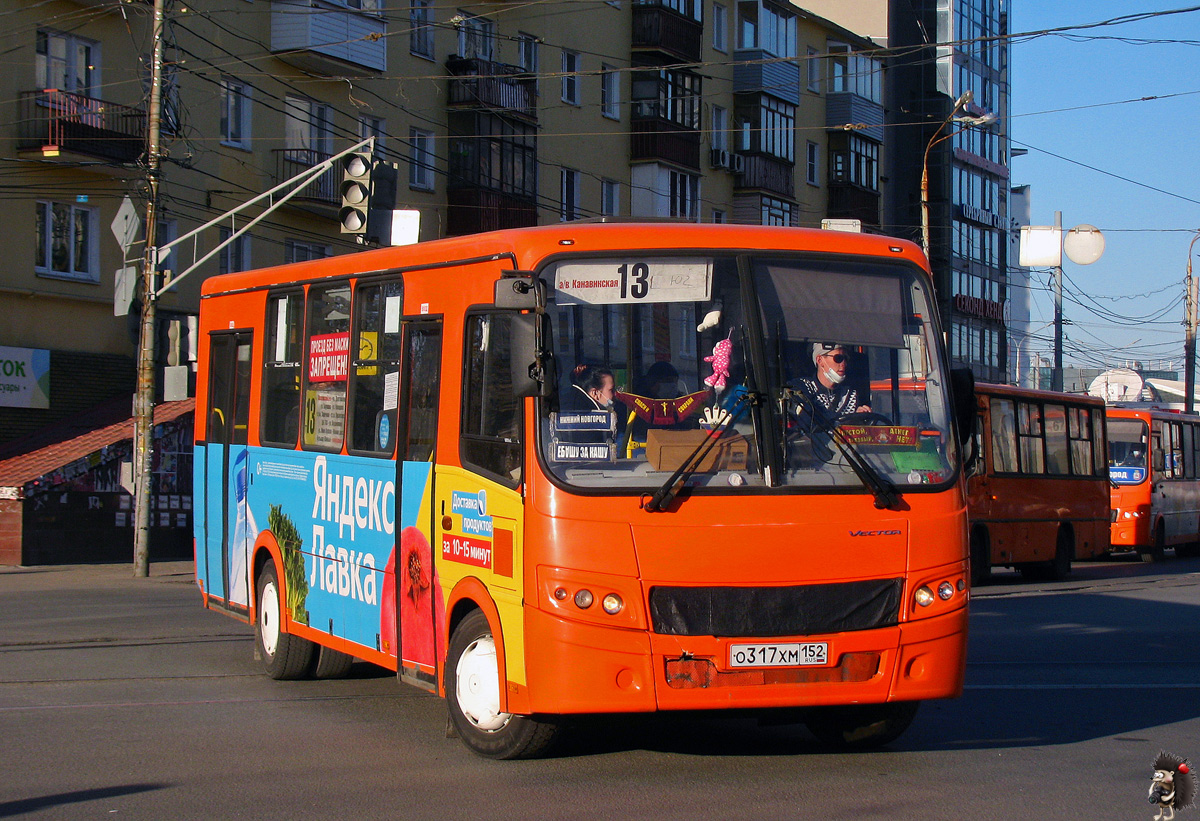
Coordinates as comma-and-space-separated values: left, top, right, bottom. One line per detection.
268, 504, 309, 625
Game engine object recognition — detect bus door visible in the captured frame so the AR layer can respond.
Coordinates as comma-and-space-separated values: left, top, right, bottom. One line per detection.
202, 331, 253, 613
395, 319, 443, 691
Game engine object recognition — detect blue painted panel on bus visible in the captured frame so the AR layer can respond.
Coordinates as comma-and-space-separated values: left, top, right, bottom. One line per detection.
1109, 466, 1146, 485
242, 447, 398, 651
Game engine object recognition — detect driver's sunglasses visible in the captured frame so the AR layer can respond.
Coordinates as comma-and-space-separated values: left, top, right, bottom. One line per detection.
822, 353, 847, 364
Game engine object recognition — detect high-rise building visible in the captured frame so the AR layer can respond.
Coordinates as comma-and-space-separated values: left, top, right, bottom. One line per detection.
806, 0, 1012, 383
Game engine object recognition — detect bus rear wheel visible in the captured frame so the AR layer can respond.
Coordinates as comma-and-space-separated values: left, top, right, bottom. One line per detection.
255, 561, 315, 680
804, 701, 919, 750
310, 646, 354, 679
446, 610, 561, 759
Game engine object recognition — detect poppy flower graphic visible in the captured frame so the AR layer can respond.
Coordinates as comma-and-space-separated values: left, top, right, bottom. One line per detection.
398, 526, 439, 668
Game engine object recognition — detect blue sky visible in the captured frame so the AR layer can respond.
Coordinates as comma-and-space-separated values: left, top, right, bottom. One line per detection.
1009, 2, 1200, 373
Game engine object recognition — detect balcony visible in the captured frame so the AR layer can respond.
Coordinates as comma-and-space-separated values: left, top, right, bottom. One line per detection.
271, 0, 386, 76
272, 149, 340, 207
446, 188, 538, 236
446, 57, 537, 122
18, 90, 145, 164
732, 49, 800, 105
632, 4, 702, 62
735, 153, 794, 198
630, 114, 700, 169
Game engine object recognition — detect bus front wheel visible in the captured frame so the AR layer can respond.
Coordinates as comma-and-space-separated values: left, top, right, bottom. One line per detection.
445, 610, 561, 759
804, 701, 920, 750
255, 561, 315, 680
1142, 523, 1166, 563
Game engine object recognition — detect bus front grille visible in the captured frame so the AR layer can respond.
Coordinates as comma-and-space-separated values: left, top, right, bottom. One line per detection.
648, 579, 903, 637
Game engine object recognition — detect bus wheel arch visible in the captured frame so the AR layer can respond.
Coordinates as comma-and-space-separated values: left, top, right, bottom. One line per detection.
969, 525, 991, 586
444, 608, 561, 759
254, 557, 315, 680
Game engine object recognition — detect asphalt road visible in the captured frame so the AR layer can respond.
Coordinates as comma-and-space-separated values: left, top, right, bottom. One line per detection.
1, 555, 1197, 820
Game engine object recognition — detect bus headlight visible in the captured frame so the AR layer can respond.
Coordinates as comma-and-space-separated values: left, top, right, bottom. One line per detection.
914, 585, 935, 607
602, 593, 623, 615
938, 581, 955, 601
574, 589, 594, 609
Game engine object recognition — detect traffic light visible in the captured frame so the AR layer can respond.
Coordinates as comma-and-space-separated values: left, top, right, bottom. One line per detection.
339, 150, 373, 236
339, 151, 399, 244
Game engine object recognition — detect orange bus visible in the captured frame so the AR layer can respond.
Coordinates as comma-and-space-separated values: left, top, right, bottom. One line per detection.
965, 384, 1109, 583
193, 222, 974, 758
1108, 406, 1200, 561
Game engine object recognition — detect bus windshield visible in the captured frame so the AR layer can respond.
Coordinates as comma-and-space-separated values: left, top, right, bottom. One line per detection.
1108, 418, 1148, 472
538, 252, 957, 492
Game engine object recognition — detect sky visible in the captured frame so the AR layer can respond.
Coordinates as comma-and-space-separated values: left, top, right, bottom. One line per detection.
1008, 2, 1200, 376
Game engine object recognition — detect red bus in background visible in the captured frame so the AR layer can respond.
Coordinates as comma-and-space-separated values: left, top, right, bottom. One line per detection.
1108, 406, 1200, 561
965, 384, 1109, 583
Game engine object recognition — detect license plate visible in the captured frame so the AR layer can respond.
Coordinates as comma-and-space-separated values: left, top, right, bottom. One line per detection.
729, 642, 828, 668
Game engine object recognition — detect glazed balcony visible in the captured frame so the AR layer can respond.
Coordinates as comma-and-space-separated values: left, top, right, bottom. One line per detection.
18, 90, 145, 164
630, 112, 701, 169
446, 188, 538, 236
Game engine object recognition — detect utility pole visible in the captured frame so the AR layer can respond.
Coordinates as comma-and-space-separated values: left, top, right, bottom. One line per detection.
133, 0, 167, 578
1186, 231, 1200, 414
1052, 211, 1064, 393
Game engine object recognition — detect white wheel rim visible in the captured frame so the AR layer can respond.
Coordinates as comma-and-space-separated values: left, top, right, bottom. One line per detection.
455, 635, 510, 732
259, 579, 280, 658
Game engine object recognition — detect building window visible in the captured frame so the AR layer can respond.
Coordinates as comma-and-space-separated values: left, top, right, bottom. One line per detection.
712, 209, 726, 223
562, 50, 580, 105
712, 105, 728, 151
285, 241, 330, 263
601, 179, 620, 216
561, 168, 581, 221
736, 0, 796, 58
761, 196, 792, 226
806, 140, 819, 185
456, 12, 494, 60
410, 0, 435, 59
806, 46, 820, 92
359, 115, 386, 149
828, 41, 882, 103
37, 30, 98, 95
35, 201, 98, 282
285, 96, 333, 157
518, 32, 539, 74
631, 68, 701, 129
409, 128, 435, 190
448, 114, 537, 198
830, 135, 878, 191
601, 65, 620, 119
713, 3, 727, 51
738, 95, 794, 162
221, 78, 251, 149
218, 227, 250, 275
668, 170, 699, 220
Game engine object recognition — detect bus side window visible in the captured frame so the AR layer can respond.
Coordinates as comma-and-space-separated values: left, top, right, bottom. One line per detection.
302, 282, 352, 451
989, 398, 1017, 473
1017, 401, 1044, 475
462, 312, 522, 487
349, 280, 403, 456
262, 290, 304, 447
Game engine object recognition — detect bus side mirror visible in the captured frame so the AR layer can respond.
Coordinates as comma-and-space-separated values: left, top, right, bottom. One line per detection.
495, 272, 543, 310
950, 367, 976, 451
510, 312, 555, 398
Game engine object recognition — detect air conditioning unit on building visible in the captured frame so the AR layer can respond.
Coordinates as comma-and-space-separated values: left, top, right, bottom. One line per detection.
709, 148, 731, 169
730, 153, 746, 173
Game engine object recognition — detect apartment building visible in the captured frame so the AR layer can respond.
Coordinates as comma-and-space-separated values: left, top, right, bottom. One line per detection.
1, 0, 885, 444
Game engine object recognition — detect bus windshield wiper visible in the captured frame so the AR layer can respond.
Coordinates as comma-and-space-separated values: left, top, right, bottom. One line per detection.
643, 391, 756, 512
785, 386, 903, 511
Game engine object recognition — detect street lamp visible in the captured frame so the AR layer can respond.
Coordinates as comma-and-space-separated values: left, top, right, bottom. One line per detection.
1019, 216, 1105, 392
920, 90, 998, 254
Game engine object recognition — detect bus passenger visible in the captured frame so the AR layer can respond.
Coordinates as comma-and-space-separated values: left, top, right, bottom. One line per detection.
564, 364, 616, 412
793, 342, 871, 419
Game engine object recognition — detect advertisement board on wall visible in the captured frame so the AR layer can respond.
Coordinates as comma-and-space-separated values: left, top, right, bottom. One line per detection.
0, 346, 50, 409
